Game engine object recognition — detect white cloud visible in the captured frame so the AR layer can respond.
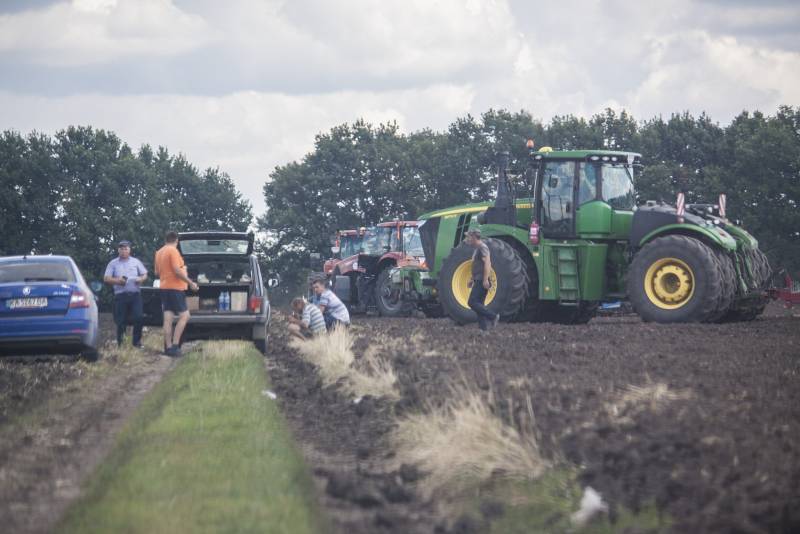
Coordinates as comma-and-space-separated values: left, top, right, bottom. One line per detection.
0, 0, 213, 66
0, 0, 798, 219
0, 85, 475, 215
628, 31, 800, 118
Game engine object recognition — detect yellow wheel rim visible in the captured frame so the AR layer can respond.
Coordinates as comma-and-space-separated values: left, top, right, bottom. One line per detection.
452, 260, 496, 309
644, 257, 695, 309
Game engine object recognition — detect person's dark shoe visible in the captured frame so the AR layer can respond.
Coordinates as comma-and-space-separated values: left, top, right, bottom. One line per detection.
164, 346, 179, 357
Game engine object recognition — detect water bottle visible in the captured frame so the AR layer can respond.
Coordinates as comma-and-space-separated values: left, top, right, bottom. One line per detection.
223, 291, 230, 311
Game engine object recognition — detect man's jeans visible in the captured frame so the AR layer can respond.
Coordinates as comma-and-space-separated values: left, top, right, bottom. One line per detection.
113, 292, 143, 346
468, 281, 497, 331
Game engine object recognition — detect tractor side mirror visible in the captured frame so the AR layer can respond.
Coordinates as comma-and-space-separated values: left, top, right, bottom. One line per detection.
331, 246, 340, 255
549, 177, 558, 188
565, 201, 572, 213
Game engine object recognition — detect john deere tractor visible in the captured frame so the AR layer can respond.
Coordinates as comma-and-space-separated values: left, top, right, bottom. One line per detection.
395, 145, 771, 324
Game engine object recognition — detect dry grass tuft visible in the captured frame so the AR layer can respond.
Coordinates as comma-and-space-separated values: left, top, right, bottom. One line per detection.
290, 326, 399, 399
607, 382, 693, 419
392, 386, 549, 497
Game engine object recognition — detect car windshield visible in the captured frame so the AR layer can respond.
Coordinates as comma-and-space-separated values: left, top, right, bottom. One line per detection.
360, 227, 392, 256
180, 238, 249, 255
602, 164, 635, 210
403, 227, 425, 258
0, 262, 75, 283
339, 235, 362, 258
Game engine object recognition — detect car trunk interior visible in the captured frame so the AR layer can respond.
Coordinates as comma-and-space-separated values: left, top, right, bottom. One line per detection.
185, 258, 254, 313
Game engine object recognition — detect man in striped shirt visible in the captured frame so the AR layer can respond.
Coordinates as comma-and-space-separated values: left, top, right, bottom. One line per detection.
287, 297, 327, 339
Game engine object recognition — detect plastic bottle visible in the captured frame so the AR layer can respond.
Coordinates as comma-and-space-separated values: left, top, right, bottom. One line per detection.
218, 291, 225, 312
223, 291, 230, 311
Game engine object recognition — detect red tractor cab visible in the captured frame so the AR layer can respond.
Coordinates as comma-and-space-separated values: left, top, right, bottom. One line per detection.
331, 220, 425, 316
323, 229, 365, 277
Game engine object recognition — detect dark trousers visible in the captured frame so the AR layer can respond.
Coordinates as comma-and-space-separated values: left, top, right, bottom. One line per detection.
468, 281, 497, 331
323, 313, 348, 331
113, 292, 143, 346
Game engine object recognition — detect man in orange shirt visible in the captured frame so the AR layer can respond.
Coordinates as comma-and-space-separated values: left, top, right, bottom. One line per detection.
154, 231, 198, 357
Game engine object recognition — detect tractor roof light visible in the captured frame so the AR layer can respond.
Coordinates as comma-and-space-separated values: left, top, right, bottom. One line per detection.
589, 156, 600, 161
602, 156, 610, 162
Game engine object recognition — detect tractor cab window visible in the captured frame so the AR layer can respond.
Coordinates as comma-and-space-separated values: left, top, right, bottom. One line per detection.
402, 226, 425, 258
540, 161, 576, 236
361, 227, 393, 256
578, 163, 598, 205
339, 235, 360, 258
602, 164, 635, 210
389, 226, 401, 252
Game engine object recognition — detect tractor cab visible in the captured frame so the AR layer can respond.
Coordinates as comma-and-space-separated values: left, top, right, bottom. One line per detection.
529, 150, 640, 242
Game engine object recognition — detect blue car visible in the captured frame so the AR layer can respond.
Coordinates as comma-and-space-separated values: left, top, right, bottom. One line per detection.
0, 255, 100, 361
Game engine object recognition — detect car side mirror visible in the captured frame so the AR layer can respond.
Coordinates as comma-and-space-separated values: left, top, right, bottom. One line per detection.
267, 278, 279, 288
89, 281, 102, 292
331, 246, 340, 255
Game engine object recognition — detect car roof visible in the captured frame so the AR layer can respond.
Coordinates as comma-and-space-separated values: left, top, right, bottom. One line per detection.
0, 255, 75, 264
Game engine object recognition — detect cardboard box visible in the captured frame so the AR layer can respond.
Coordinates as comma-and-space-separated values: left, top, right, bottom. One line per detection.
230, 291, 248, 312
186, 296, 199, 311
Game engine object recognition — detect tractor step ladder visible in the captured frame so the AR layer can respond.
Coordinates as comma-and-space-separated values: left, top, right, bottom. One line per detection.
553, 244, 580, 304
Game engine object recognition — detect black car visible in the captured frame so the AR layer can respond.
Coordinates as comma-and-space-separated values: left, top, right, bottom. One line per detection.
141, 231, 277, 353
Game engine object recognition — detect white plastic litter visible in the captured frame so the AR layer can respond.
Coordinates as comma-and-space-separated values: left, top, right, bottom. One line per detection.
571, 486, 608, 527
261, 390, 277, 400
353, 396, 363, 404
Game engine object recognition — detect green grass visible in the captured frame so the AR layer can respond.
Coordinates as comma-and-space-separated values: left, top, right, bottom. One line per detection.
59, 340, 323, 534
456, 468, 669, 533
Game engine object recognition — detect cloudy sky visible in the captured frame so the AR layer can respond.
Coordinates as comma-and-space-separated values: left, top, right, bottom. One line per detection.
2, 0, 799, 215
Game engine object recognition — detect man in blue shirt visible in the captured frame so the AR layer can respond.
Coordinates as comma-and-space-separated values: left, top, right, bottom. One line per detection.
311, 279, 350, 329
103, 240, 148, 347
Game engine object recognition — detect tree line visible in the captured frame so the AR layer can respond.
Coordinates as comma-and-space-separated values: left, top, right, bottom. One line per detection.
2, 108, 797, 303
260, 106, 800, 294
0, 126, 252, 294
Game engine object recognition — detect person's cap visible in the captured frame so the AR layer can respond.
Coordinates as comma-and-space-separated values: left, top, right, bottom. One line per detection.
466, 228, 482, 238
118, 240, 132, 247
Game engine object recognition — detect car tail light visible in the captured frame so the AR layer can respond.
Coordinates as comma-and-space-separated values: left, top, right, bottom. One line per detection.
249, 296, 263, 313
529, 221, 540, 245
69, 289, 90, 308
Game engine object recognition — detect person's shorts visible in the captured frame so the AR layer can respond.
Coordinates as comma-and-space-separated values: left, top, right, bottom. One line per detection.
161, 289, 188, 314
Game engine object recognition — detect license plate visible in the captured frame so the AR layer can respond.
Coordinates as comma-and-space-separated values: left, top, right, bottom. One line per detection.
8, 297, 48, 309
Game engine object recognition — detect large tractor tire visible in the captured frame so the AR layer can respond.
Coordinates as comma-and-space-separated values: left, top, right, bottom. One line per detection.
438, 238, 528, 325
709, 249, 737, 322
375, 267, 413, 317
628, 235, 722, 323
721, 248, 770, 322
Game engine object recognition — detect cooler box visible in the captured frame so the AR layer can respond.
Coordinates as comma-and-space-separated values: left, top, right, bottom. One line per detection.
230, 291, 247, 312
186, 296, 200, 311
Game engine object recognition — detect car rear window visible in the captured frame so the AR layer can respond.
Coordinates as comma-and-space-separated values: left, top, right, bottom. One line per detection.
181, 239, 250, 255
0, 262, 76, 283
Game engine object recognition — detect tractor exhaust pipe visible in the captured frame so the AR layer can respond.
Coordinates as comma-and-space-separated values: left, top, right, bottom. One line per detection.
480, 151, 517, 227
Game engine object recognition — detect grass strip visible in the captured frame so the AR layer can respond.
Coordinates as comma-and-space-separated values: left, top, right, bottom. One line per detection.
59, 340, 323, 534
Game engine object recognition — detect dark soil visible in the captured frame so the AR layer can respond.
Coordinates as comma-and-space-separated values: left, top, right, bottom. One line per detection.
266, 302, 800, 534
0, 314, 176, 534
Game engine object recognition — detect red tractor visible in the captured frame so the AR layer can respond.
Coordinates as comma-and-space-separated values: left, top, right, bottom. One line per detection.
331, 220, 425, 316
324, 229, 365, 278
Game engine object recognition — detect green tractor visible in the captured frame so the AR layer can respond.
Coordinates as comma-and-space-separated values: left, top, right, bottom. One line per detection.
396, 145, 771, 324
